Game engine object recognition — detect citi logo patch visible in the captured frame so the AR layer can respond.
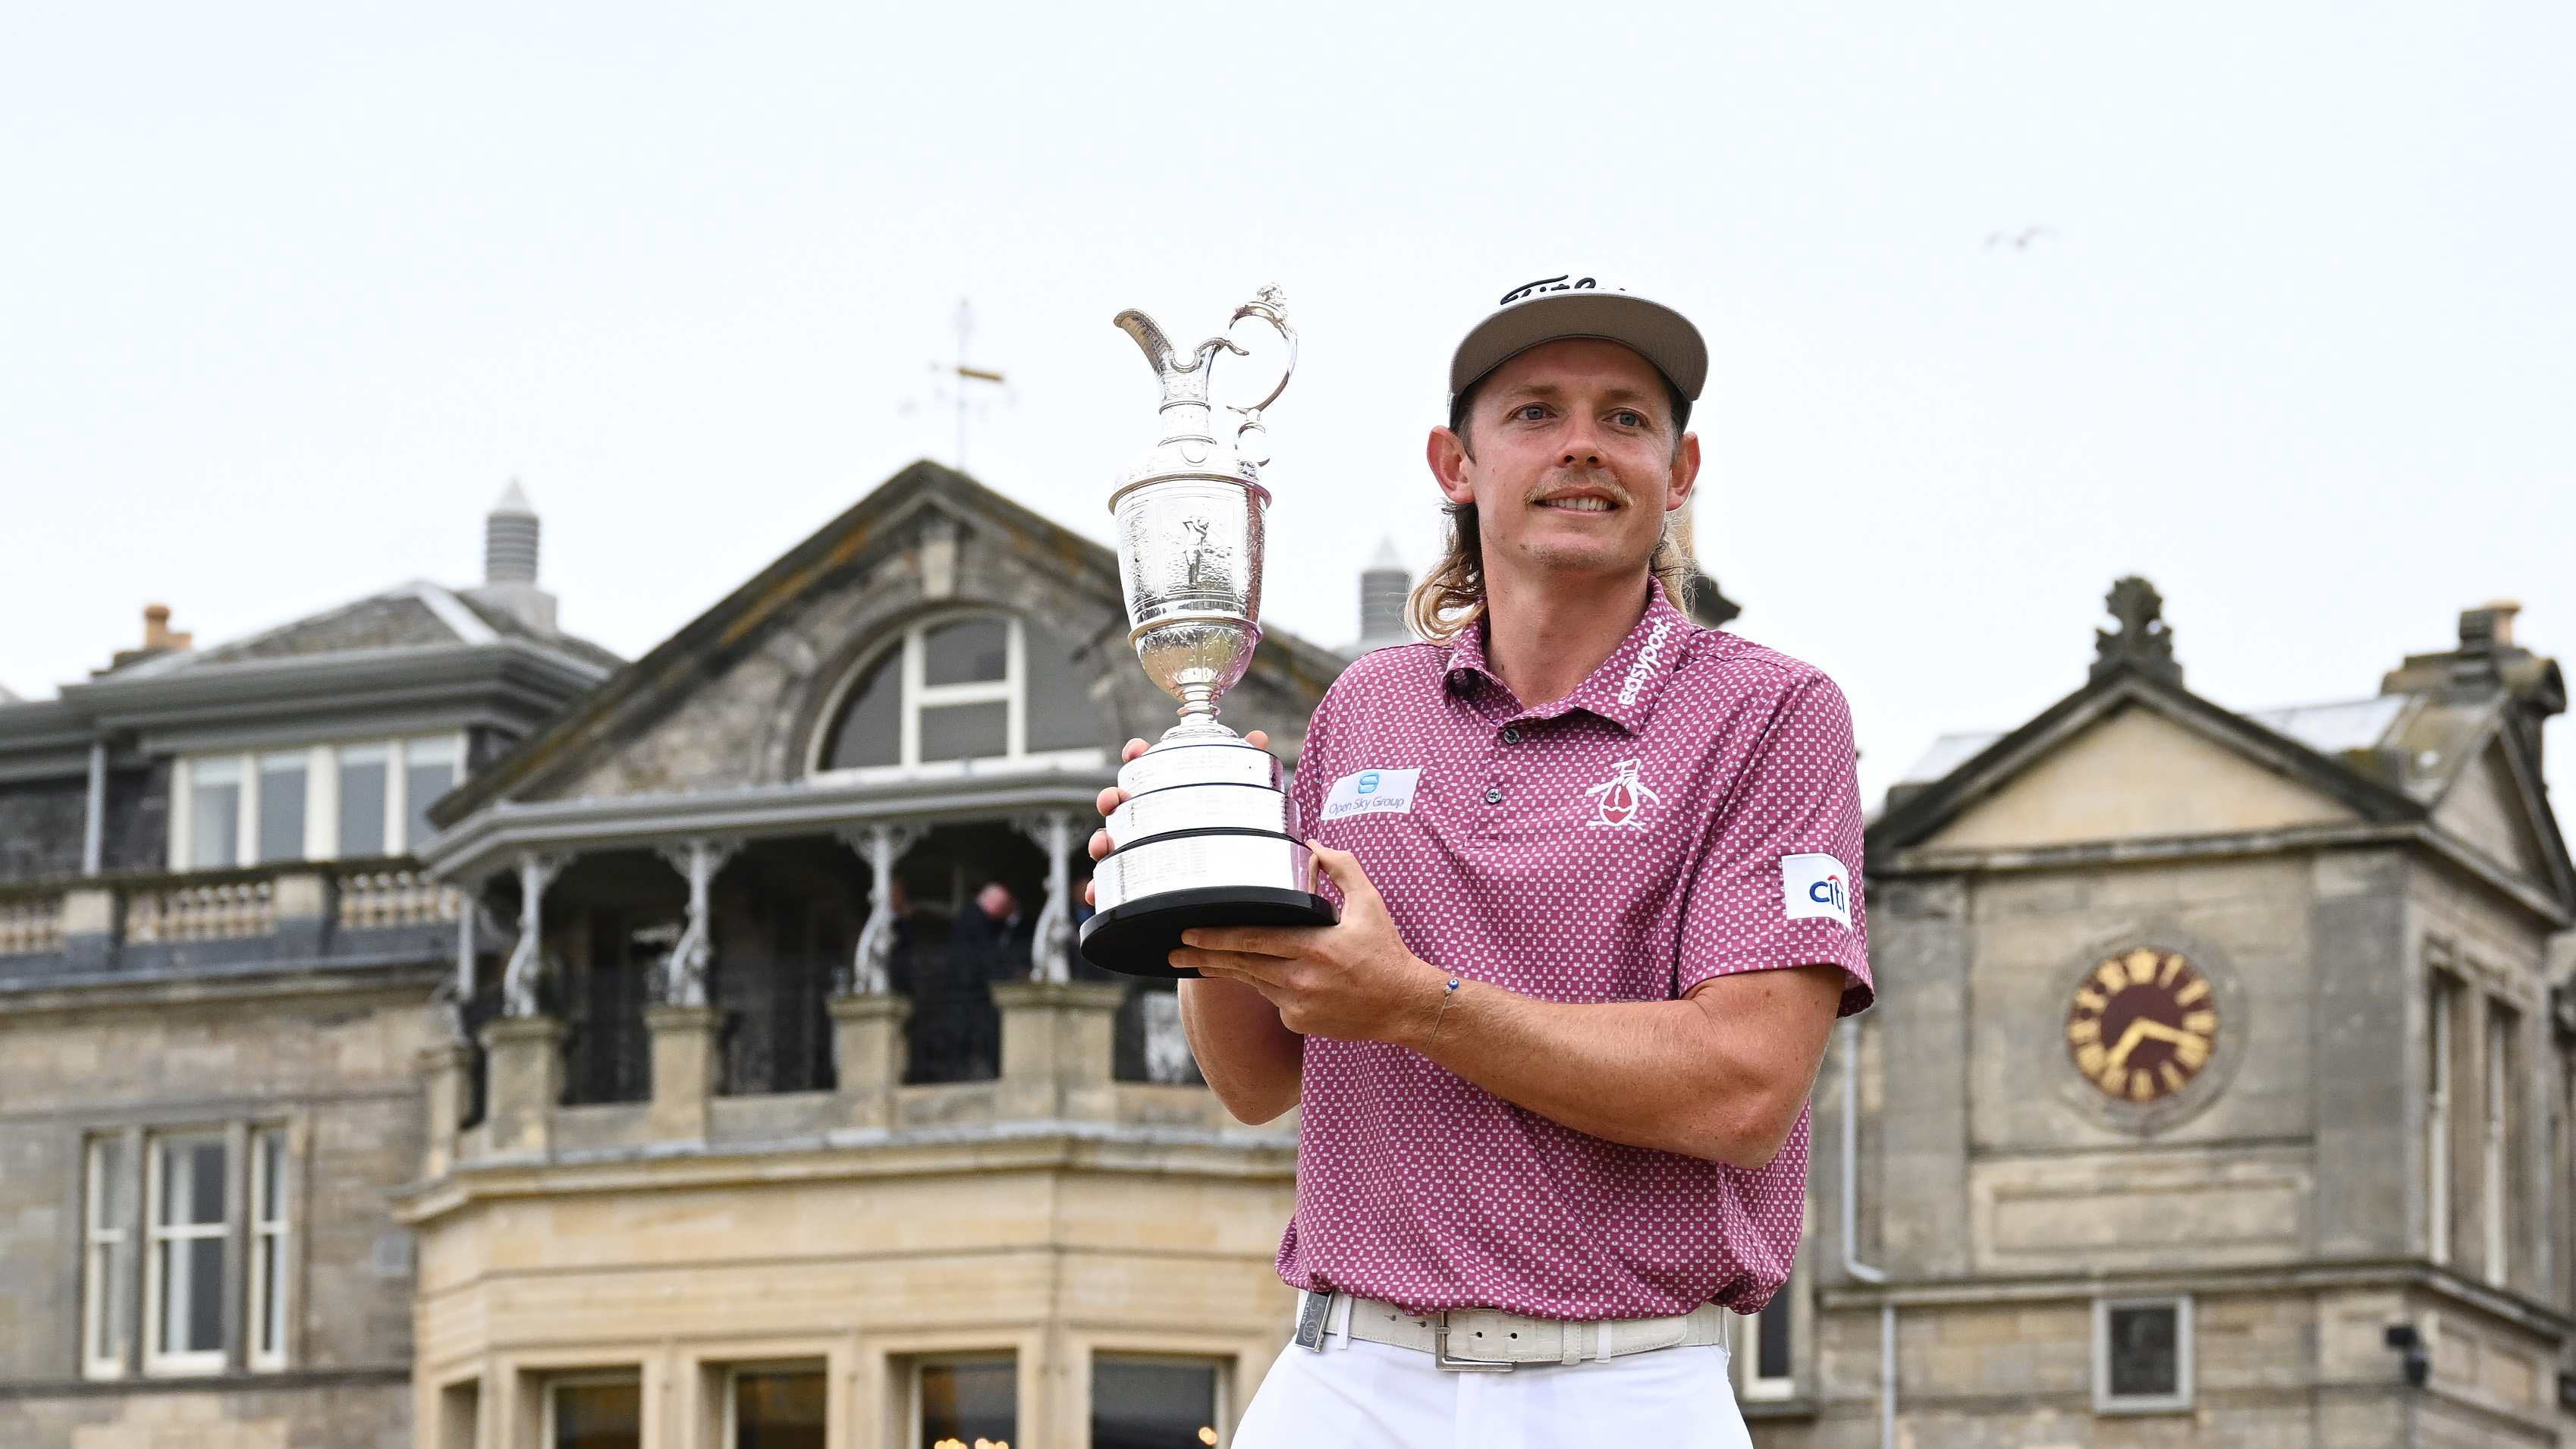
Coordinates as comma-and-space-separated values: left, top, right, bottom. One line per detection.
1781, 853, 1854, 928
1322, 768, 1422, 821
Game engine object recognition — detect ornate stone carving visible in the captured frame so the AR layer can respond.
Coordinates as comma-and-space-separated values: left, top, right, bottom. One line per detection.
2091, 575, 2182, 687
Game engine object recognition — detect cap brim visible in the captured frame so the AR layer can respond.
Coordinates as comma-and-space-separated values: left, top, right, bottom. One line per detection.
1449, 291, 1707, 404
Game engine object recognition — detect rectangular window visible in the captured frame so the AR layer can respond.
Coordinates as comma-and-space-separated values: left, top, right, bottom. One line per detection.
257, 753, 309, 863
917, 1356, 1015, 1449
2094, 1297, 2192, 1413
81, 1136, 135, 1378
730, 1365, 828, 1449
2428, 976, 2457, 1265
190, 759, 243, 869
404, 737, 460, 852
339, 745, 390, 859
145, 1131, 228, 1374
247, 1126, 289, 1369
1091, 1356, 1221, 1449
2484, 1002, 2517, 1288
551, 1375, 642, 1449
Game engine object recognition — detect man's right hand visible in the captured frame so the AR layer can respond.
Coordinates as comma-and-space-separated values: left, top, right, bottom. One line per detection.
1084, 729, 1271, 907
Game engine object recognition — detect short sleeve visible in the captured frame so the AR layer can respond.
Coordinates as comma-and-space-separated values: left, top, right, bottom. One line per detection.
1287, 686, 1336, 847
1674, 672, 1873, 1015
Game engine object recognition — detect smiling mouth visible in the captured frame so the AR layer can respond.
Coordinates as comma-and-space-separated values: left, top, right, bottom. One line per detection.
1535, 495, 1619, 512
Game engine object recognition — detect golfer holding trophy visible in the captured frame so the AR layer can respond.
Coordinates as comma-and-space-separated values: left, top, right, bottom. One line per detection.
1085, 281, 1874, 1447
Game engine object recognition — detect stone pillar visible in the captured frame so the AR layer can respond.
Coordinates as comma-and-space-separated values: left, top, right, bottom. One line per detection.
645, 1004, 724, 1142
479, 1016, 567, 1155
419, 1040, 474, 1178
828, 995, 912, 1130
59, 887, 118, 973
272, 869, 331, 960
991, 982, 1124, 1123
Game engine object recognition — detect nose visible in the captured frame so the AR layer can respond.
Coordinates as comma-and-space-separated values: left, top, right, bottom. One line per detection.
1557, 413, 1607, 467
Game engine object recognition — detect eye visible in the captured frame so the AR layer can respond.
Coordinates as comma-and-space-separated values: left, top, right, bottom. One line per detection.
1612, 410, 1645, 428
1516, 404, 1547, 422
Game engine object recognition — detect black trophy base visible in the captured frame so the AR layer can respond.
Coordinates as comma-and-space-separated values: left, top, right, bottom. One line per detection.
1078, 885, 1339, 979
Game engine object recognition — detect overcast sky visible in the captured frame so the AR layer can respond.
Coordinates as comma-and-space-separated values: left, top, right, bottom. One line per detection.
4, 4, 2569, 809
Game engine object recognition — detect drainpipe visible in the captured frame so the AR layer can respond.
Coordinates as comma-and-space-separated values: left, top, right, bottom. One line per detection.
1839, 1017, 1896, 1449
81, 741, 105, 876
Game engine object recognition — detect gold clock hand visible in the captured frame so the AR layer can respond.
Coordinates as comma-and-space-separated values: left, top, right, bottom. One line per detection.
2103, 1019, 2153, 1073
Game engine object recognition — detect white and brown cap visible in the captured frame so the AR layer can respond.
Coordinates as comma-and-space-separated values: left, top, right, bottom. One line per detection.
1449, 276, 1709, 409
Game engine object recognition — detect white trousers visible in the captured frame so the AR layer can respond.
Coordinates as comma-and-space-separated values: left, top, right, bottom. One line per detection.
1233, 1336, 1755, 1449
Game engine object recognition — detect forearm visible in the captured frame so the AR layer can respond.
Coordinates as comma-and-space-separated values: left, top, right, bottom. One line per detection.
1398, 965, 1843, 1167
1179, 975, 1304, 1124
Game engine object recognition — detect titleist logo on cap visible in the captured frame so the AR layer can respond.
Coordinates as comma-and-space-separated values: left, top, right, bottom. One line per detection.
1499, 275, 1598, 304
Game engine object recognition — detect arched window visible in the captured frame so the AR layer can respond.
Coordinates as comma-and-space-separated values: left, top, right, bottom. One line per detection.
819, 612, 1106, 775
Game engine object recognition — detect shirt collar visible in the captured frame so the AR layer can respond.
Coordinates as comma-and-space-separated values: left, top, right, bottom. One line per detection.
1443, 582, 1698, 734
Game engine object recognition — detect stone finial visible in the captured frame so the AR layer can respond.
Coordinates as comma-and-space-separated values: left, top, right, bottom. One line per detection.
2091, 576, 2182, 687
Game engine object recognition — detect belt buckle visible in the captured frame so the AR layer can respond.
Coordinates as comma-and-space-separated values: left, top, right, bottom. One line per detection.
1432, 1311, 1514, 1372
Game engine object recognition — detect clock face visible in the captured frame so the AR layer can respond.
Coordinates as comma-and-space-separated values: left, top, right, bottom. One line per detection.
2066, 948, 2219, 1103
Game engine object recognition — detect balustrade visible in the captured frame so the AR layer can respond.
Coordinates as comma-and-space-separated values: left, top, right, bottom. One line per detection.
0, 896, 61, 955
125, 880, 275, 943
338, 869, 460, 929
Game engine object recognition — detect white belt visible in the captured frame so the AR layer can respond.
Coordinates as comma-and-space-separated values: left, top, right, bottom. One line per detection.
1294, 1290, 1727, 1371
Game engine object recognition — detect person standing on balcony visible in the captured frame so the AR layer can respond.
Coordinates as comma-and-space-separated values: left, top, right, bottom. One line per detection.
1089, 280, 1871, 1447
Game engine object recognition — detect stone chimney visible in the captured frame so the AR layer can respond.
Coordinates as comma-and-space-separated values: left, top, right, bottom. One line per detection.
105, 604, 195, 671
1348, 539, 1414, 658
142, 604, 193, 652
463, 482, 558, 635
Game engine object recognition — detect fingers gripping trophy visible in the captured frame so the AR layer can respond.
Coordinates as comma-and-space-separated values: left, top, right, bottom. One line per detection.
1077, 286, 1339, 976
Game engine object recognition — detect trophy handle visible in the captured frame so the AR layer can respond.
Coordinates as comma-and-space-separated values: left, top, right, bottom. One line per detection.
1224, 286, 1297, 464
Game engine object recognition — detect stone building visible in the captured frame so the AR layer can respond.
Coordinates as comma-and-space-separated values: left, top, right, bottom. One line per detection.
1763, 580, 2575, 1449
401, 460, 1347, 1449
0, 488, 620, 1446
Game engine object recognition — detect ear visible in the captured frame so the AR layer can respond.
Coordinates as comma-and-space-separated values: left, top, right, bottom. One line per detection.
1664, 430, 1703, 514
1427, 426, 1477, 508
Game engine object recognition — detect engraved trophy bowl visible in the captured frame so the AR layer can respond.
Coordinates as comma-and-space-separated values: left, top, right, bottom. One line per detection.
1078, 286, 1339, 978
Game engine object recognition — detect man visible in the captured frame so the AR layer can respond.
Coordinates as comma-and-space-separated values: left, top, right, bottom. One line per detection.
1088, 281, 1871, 1447
949, 879, 1029, 954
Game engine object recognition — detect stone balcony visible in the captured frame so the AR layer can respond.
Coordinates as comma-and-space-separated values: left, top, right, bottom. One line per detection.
0, 862, 459, 987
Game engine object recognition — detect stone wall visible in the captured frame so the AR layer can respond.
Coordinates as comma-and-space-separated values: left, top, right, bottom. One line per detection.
0, 963, 438, 1447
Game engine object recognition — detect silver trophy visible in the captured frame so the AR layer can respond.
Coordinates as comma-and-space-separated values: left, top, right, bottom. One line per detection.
1078, 285, 1337, 977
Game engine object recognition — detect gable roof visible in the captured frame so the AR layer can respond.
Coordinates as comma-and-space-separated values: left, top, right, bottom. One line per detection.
1873, 599, 2576, 919
430, 460, 1350, 826
1874, 657, 2425, 860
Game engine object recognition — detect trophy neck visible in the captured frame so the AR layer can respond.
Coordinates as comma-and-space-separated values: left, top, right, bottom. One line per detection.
1157, 399, 1215, 444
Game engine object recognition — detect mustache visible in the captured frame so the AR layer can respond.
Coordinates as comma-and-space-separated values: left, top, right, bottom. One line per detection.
1523, 467, 1635, 508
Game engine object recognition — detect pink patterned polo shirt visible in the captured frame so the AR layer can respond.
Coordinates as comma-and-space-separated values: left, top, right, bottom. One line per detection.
1277, 583, 1872, 1320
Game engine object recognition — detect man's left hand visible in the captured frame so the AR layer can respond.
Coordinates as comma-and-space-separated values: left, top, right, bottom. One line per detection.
1173, 844, 1446, 1045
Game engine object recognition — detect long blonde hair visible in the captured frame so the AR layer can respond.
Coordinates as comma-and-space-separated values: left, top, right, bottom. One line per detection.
1406, 501, 1695, 643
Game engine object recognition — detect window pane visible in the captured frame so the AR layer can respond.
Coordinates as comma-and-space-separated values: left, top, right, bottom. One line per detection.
1023, 620, 1105, 753
826, 653, 903, 769
919, 1357, 1015, 1449
90, 1137, 131, 1231
406, 739, 459, 852
164, 1237, 223, 1353
258, 754, 308, 863
2106, 1304, 2179, 1397
255, 1234, 284, 1357
922, 620, 1008, 685
555, 1380, 642, 1449
256, 1128, 284, 1225
918, 702, 1007, 763
1091, 1359, 1217, 1449
339, 747, 388, 858
1756, 1294, 1793, 1380
192, 762, 240, 869
735, 1369, 827, 1449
